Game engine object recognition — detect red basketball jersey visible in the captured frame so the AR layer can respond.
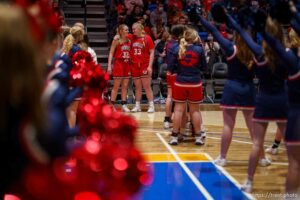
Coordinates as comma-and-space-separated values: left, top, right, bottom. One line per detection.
129, 34, 154, 64
114, 40, 131, 62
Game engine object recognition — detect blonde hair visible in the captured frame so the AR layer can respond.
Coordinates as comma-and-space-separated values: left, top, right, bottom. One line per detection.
0, 4, 44, 130
61, 26, 84, 53
289, 29, 300, 49
263, 17, 285, 71
117, 24, 128, 35
179, 27, 199, 59
132, 22, 145, 35
236, 34, 253, 69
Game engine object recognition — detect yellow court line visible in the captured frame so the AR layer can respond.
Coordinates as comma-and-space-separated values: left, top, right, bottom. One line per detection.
143, 153, 209, 162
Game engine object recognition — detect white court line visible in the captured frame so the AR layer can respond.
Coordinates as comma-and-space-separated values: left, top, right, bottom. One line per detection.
155, 132, 213, 200
205, 153, 256, 200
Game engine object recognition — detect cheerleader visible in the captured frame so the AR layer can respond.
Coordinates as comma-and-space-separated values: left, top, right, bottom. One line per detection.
259, 20, 300, 195
0, 4, 51, 197
168, 27, 207, 145
227, 15, 288, 192
199, 15, 256, 166
163, 24, 186, 129
61, 26, 84, 128
108, 24, 131, 112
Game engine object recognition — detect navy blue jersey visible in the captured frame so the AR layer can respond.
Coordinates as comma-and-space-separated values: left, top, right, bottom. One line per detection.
259, 31, 300, 104
226, 45, 254, 82
166, 39, 179, 74
254, 58, 287, 94
175, 44, 207, 83
199, 16, 254, 82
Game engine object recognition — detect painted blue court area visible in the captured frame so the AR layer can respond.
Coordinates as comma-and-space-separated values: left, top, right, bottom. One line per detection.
135, 162, 249, 200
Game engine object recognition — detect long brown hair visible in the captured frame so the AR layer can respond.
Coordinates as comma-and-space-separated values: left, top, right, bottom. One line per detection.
236, 33, 253, 69
0, 4, 44, 131
263, 17, 285, 71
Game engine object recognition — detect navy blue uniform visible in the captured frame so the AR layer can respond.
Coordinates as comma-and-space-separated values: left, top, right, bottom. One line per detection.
253, 58, 288, 122
261, 30, 300, 143
166, 39, 179, 74
199, 16, 255, 109
176, 44, 206, 84
171, 44, 207, 103
226, 15, 288, 122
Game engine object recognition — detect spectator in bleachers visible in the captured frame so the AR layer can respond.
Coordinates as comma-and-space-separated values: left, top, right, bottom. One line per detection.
151, 18, 168, 42
150, 2, 167, 27
154, 31, 170, 78
138, 18, 153, 38
147, 0, 158, 12
168, 0, 183, 11
125, 5, 144, 28
204, 33, 220, 75
125, 0, 144, 15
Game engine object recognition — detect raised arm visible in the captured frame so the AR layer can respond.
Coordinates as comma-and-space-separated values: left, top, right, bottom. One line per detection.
198, 15, 235, 56
291, 19, 300, 37
288, 1, 300, 36
227, 15, 263, 58
260, 30, 299, 73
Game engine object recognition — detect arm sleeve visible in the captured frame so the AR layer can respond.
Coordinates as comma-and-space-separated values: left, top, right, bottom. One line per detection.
261, 30, 300, 75
293, 12, 300, 27
227, 15, 263, 58
166, 48, 178, 73
199, 16, 235, 56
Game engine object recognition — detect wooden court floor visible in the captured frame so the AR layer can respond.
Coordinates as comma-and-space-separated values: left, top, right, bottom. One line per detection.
117, 104, 289, 200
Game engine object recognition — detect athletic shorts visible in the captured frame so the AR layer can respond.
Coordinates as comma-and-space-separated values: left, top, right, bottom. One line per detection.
112, 59, 131, 78
172, 82, 203, 103
131, 62, 149, 78
167, 73, 177, 88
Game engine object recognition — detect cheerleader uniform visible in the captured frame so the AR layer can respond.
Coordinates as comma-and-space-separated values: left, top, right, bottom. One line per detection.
261, 31, 300, 143
171, 44, 207, 103
199, 16, 255, 109
165, 39, 178, 88
221, 46, 255, 109
252, 58, 288, 122
112, 40, 131, 79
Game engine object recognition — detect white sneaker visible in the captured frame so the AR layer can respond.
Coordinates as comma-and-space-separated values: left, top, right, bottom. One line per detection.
201, 131, 206, 139
214, 156, 226, 167
259, 157, 271, 167
163, 121, 170, 129
195, 136, 205, 145
265, 146, 279, 155
122, 105, 130, 112
131, 106, 141, 112
169, 136, 178, 145
147, 105, 155, 113
241, 180, 253, 193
